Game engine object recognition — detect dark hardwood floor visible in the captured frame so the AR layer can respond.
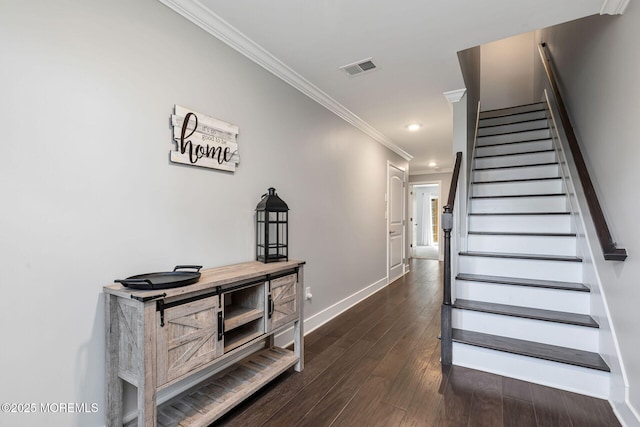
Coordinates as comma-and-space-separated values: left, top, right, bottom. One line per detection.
215, 259, 620, 426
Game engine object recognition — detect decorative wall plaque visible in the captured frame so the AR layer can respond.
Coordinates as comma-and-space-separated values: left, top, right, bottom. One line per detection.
170, 105, 240, 172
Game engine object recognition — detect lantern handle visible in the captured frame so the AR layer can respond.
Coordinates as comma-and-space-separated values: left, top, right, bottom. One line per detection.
262, 187, 277, 199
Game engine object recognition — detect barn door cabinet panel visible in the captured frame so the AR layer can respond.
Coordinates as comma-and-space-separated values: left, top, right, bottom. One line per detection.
156, 295, 223, 386
104, 260, 305, 427
267, 272, 299, 331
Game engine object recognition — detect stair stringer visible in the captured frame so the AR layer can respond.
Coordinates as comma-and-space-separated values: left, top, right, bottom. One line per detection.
543, 90, 636, 423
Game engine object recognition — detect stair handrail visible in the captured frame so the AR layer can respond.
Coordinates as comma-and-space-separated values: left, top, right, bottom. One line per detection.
538, 43, 626, 261
441, 151, 462, 366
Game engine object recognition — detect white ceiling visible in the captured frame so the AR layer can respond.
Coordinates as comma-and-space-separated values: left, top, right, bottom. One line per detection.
161, 0, 612, 173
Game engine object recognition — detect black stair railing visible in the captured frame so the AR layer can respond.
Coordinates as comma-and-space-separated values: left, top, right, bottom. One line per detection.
441, 151, 462, 366
538, 43, 627, 261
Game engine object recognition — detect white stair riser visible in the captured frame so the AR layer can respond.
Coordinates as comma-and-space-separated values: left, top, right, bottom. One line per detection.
452, 310, 598, 352
473, 164, 559, 182
455, 280, 589, 314
477, 129, 551, 146
459, 256, 582, 282
475, 151, 556, 169
467, 234, 576, 256
468, 214, 573, 233
479, 110, 547, 127
452, 343, 609, 399
471, 196, 568, 214
477, 119, 549, 137
472, 180, 563, 197
475, 139, 553, 157
479, 103, 546, 119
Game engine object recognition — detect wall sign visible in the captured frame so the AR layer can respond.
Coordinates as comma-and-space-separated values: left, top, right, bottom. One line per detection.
170, 105, 240, 172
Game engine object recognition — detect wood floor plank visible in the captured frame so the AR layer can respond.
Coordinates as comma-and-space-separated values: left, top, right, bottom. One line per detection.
305, 333, 343, 355
503, 377, 533, 402
372, 309, 434, 380
530, 383, 573, 427
432, 366, 477, 426
562, 389, 622, 427
398, 342, 449, 427
261, 339, 375, 426
504, 396, 537, 427
297, 355, 381, 427
215, 344, 345, 426
329, 374, 406, 427
299, 297, 438, 426
469, 371, 503, 427
380, 312, 441, 410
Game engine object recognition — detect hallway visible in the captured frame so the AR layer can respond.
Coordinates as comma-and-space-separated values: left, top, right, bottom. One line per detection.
217, 259, 619, 426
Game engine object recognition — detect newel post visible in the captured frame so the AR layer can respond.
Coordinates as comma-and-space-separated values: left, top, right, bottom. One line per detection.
441, 204, 453, 366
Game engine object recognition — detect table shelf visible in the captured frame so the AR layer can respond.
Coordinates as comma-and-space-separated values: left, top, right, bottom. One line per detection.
156, 347, 298, 427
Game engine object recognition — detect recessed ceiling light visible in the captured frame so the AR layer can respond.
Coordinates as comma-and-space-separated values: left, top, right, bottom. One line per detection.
406, 123, 422, 132
429, 162, 437, 167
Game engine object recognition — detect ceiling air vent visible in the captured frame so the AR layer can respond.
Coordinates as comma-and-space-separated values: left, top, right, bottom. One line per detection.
340, 58, 378, 77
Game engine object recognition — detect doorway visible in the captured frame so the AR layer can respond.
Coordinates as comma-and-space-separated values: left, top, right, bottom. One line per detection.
410, 183, 441, 260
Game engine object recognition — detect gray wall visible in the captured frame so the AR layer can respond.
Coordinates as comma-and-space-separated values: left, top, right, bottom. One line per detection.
0, 1, 407, 425
458, 46, 481, 182
534, 6, 640, 416
481, 32, 536, 110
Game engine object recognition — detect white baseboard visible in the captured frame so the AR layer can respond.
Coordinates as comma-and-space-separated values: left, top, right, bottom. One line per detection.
275, 275, 389, 347
610, 380, 640, 427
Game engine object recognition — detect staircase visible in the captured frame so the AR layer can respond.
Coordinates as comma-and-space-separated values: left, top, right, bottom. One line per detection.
451, 102, 610, 398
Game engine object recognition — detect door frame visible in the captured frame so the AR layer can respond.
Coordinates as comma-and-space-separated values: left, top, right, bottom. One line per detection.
409, 180, 443, 260
387, 161, 407, 283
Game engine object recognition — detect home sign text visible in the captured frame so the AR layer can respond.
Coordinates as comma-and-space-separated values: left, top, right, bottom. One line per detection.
170, 105, 240, 172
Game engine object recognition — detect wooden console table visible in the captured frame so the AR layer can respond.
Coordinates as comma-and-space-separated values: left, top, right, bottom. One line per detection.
104, 260, 305, 426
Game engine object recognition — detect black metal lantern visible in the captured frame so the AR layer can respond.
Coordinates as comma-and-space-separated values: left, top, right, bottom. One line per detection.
256, 187, 289, 263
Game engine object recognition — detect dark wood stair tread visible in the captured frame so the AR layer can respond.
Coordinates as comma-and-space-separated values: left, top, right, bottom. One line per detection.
474, 161, 559, 171
481, 102, 545, 112
452, 329, 609, 372
479, 117, 548, 129
478, 127, 550, 138
469, 212, 570, 216
459, 251, 582, 263
471, 192, 566, 199
452, 299, 598, 327
476, 137, 552, 148
468, 231, 576, 237
456, 273, 588, 292
476, 149, 554, 159
473, 177, 562, 184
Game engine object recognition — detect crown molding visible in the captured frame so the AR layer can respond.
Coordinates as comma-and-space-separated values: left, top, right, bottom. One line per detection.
409, 167, 453, 176
600, 0, 630, 14
443, 88, 467, 104
158, 0, 413, 161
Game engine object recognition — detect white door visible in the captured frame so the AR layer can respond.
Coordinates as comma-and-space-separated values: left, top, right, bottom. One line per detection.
410, 188, 417, 257
388, 163, 406, 283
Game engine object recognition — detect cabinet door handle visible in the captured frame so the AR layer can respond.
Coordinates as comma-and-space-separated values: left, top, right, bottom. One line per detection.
268, 294, 274, 318
217, 311, 224, 341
